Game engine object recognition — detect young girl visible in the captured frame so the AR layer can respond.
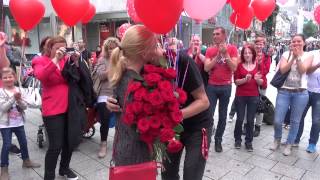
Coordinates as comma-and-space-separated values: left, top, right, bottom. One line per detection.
0, 67, 40, 180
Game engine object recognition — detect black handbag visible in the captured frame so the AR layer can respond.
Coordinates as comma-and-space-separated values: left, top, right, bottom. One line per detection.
270, 51, 292, 89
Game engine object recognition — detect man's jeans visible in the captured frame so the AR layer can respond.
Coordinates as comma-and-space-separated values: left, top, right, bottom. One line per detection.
295, 91, 320, 144
0, 126, 29, 167
234, 96, 259, 143
162, 127, 212, 180
274, 90, 309, 144
206, 85, 232, 143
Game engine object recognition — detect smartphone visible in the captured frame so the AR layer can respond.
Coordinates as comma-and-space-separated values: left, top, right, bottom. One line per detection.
66, 47, 75, 52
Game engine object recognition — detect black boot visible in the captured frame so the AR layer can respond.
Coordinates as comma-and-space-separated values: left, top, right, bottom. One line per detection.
253, 125, 261, 137
215, 141, 223, 152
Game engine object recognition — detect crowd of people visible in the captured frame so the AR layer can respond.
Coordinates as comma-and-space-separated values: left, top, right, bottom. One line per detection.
0, 23, 319, 180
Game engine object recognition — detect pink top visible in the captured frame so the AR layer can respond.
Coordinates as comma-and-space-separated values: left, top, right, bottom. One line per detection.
32, 56, 69, 116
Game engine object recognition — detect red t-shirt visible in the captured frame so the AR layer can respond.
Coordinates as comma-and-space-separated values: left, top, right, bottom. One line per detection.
234, 63, 266, 97
205, 45, 238, 85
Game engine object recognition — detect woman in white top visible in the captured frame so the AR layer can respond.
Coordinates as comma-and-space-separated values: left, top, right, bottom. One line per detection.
294, 49, 320, 153
270, 34, 313, 156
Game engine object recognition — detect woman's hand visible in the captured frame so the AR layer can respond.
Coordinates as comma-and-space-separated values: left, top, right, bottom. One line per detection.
13, 91, 22, 101
70, 51, 81, 66
254, 72, 262, 81
52, 47, 66, 64
245, 74, 252, 81
106, 97, 122, 112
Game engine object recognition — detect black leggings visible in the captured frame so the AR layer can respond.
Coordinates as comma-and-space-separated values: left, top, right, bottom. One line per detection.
97, 102, 111, 142
43, 113, 73, 180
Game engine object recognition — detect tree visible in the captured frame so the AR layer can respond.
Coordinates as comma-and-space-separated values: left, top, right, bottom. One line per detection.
303, 20, 318, 38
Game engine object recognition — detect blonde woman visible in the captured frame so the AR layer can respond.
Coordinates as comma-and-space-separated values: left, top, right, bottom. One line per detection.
94, 37, 120, 158
107, 25, 163, 166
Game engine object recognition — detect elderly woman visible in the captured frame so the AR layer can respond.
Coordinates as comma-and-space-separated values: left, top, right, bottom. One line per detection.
270, 34, 313, 156
93, 37, 120, 158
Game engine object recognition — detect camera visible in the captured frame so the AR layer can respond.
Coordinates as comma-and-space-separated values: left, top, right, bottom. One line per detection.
66, 47, 75, 53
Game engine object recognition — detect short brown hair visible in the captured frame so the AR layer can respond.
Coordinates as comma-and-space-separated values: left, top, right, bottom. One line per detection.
213, 26, 226, 35
46, 36, 67, 50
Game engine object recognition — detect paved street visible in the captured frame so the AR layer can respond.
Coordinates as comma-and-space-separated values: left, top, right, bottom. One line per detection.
2, 61, 320, 180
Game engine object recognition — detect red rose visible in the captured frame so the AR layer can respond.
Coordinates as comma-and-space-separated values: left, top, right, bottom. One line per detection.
144, 73, 162, 86
149, 115, 161, 129
161, 90, 175, 102
163, 68, 177, 80
160, 113, 175, 128
168, 101, 180, 111
175, 88, 187, 104
137, 118, 150, 133
140, 132, 155, 144
134, 87, 148, 101
158, 80, 173, 91
167, 139, 183, 153
143, 102, 154, 115
123, 112, 135, 125
144, 64, 162, 74
170, 110, 183, 124
149, 127, 161, 138
132, 101, 144, 114
127, 81, 142, 93
125, 103, 135, 114
147, 90, 164, 106
160, 128, 175, 143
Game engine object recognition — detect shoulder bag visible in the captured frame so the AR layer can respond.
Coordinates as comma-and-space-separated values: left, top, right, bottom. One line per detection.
270, 51, 292, 89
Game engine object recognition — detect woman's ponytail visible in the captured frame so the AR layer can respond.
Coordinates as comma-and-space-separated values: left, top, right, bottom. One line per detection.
108, 47, 126, 87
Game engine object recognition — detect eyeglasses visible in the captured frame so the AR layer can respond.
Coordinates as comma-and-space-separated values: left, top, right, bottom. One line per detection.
213, 33, 220, 36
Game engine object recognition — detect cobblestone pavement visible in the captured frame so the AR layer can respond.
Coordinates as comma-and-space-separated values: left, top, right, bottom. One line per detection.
2, 62, 320, 180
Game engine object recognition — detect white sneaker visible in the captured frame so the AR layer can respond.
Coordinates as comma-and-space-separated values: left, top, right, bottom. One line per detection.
270, 139, 280, 151
228, 116, 234, 123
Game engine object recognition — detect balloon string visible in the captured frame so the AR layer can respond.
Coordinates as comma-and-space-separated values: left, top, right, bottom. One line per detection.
19, 32, 27, 88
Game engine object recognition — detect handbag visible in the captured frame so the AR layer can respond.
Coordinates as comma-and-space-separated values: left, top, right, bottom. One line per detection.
24, 77, 42, 109
109, 161, 158, 180
91, 63, 102, 96
270, 51, 292, 89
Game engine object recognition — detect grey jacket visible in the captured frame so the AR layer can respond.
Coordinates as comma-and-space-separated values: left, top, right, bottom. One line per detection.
0, 88, 27, 125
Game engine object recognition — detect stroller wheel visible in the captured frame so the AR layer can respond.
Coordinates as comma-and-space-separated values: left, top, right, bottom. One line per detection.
82, 127, 95, 139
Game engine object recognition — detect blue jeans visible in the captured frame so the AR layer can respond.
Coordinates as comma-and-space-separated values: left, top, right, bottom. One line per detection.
234, 96, 259, 144
274, 90, 309, 144
295, 91, 320, 144
206, 85, 232, 142
0, 126, 29, 167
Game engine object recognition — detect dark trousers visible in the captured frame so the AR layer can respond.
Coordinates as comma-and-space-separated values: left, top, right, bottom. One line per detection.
295, 92, 320, 144
229, 98, 236, 118
206, 85, 232, 142
97, 102, 111, 142
43, 113, 73, 180
0, 126, 29, 167
234, 96, 259, 144
161, 127, 212, 180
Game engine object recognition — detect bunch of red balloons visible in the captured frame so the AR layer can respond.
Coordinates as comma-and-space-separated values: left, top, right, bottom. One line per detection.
229, 0, 276, 29
9, 0, 97, 31
314, 5, 320, 24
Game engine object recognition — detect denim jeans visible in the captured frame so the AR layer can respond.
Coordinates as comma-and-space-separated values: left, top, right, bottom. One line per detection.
97, 102, 111, 142
162, 127, 212, 180
274, 90, 309, 144
229, 97, 236, 118
43, 113, 73, 180
295, 91, 320, 144
206, 85, 232, 142
234, 96, 259, 144
0, 126, 29, 167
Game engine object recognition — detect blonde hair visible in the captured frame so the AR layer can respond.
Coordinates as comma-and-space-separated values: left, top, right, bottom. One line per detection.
0, 67, 16, 78
108, 25, 157, 86
102, 37, 120, 58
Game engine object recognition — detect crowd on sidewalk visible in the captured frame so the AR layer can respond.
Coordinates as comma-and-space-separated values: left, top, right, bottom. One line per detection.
0, 24, 319, 180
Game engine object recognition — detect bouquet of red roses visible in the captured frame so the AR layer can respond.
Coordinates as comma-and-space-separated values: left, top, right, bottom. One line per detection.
123, 63, 187, 160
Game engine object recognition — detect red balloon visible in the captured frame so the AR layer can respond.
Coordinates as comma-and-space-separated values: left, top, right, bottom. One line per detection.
127, 0, 141, 23
51, 0, 90, 26
230, 0, 251, 12
230, 7, 254, 29
252, 0, 276, 21
81, 4, 96, 24
134, 0, 183, 34
9, 0, 45, 31
314, 6, 320, 24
